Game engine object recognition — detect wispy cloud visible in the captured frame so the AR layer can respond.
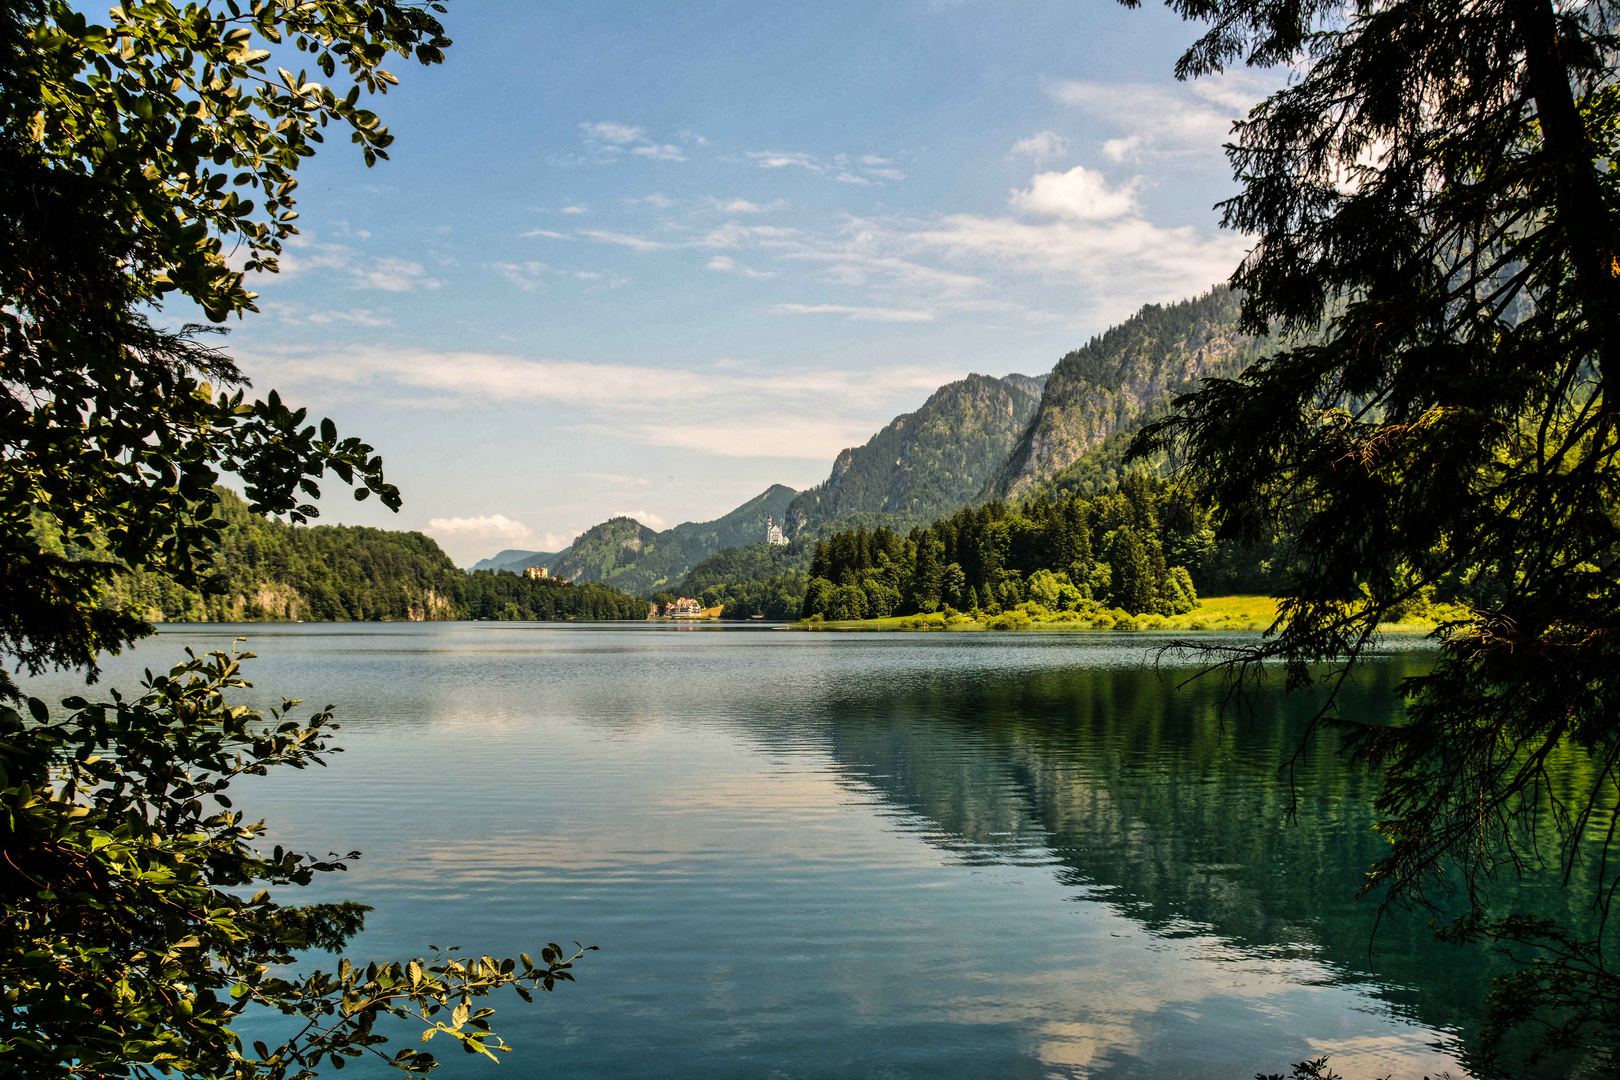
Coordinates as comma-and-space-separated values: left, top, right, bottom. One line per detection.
709, 197, 785, 214
1011, 131, 1069, 160
771, 303, 934, 323
748, 150, 820, 170
611, 509, 668, 529
746, 150, 902, 184
580, 121, 644, 145
1047, 73, 1275, 162
579, 122, 692, 163
631, 143, 687, 161
490, 261, 555, 292
261, 302, 393, 327
425, 514, 534, 543
258, 234, 442, 292
577, 229, 671, 252
706, 255, 776, 278
239, 344, 962, 460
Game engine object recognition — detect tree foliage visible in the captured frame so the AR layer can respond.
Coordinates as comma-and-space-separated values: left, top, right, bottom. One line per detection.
1129, 0, 1620, 1068
1, 3, 590, 1076
1, 0, 451, 696
88, 488, 647, 623
797, 477, 1204, 621
0, 648, 589, 1078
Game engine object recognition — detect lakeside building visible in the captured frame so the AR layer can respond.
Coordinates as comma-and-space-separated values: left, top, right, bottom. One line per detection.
669, 597, 702, 617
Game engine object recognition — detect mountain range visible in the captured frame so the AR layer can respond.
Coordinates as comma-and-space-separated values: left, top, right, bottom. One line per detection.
471, 285, 1263, 595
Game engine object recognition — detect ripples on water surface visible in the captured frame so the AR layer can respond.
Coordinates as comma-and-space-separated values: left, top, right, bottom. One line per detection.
31, 623, 1487, 1079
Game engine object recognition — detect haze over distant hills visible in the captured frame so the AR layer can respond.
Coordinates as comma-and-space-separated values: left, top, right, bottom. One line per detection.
469, 285, 1263, 595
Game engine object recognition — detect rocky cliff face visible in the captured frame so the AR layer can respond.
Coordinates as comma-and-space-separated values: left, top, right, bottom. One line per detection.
785, 372, 1044, 536
985, 287, 1264, 501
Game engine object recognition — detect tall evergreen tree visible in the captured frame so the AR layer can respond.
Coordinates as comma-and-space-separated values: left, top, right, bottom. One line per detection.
1130, 0, 1620, 1066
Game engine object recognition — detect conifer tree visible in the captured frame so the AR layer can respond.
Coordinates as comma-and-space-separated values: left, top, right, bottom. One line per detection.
1130, 0, 1620, 1066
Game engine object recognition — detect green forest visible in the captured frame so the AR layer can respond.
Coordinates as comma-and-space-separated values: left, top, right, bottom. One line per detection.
685, 473, 1301, 624
95, 490, 645, 623
798, 476, 1202, 623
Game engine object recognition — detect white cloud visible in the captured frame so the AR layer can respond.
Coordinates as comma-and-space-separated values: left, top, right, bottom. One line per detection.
631, 192, 675, 208
261, 302, 393, 327
903, 211, 1247, 318
238, 343, 961, 460
577, 229, 671, 252
1012, 131, 1069, 159
1011, 166, 1141, 220
580, 121, 644, 145
771, 303, 934, 323
264, 236, 442, 292
491, 261, 554, 292
612, 509, 668, 529
711, 197, 778, 213
706, 255, 776, 278
579, 123, 693, 164
425, 514, 534, 542
748, 150, 820, 170
561, 204, 589, 214
521, 228, 572, 240
630, 143, 687, 161
745, 149, 900, 184
695, 223, 798, 249
1047, 74, 1275, 161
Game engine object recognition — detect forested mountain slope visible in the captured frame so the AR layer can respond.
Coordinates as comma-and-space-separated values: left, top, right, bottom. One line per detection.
546, 484, 798, 595
99, 490, 643, 621
469, 548, 561, 574
986, 288, 1266, 500
783, 373, 1044, 537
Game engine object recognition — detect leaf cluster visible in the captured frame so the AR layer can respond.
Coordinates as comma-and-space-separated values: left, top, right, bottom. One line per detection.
0, 647, 591, 1078
1127, 0, 1620, 1066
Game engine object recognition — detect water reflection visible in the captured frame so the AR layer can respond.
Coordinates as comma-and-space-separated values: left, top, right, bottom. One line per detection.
26, 624, 1482, 1079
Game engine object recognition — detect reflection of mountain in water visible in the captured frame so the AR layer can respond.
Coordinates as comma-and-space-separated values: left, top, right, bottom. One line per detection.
747, 654, 1513, 1061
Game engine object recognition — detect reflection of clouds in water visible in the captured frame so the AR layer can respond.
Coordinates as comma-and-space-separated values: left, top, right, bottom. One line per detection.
32, 624, 1464, 1080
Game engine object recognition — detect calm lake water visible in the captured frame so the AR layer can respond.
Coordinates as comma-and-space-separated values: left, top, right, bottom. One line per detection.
30, 622, 1497, 1078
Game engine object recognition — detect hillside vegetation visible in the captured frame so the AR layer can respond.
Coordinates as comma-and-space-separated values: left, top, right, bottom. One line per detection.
798, 475, 1203, 622
785, 373, 1043, 536
546, 484, 798, 594
988, 287, 1266, 500
98, 490, 644, 622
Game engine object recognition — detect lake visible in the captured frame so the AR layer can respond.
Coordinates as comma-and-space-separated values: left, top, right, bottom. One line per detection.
29, 622, 1492, 1078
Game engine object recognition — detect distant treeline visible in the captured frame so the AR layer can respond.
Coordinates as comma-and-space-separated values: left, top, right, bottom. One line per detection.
101, 490, 645, 622
677, 474, 1292, 621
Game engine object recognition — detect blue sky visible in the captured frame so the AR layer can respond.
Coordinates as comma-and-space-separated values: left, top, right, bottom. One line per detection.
219, 0, 1273, 564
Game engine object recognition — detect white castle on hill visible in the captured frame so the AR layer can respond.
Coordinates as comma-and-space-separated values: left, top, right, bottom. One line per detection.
765, 516, 788, 546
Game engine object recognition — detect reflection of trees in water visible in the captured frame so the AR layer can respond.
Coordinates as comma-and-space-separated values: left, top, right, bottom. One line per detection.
761, 655, 1544, 1058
